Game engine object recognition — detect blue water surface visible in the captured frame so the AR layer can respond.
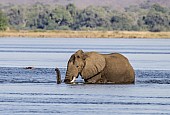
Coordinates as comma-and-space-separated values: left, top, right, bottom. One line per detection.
0, 38, 170, 115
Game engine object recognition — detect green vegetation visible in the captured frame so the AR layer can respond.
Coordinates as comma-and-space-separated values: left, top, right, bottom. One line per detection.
0, 10, 8, 31
0, 2, 170, 31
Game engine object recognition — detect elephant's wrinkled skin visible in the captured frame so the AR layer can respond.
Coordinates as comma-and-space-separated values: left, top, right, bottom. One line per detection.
63, 50, 135, 84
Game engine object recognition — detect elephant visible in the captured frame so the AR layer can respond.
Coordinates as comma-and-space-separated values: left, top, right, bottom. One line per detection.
56, 50, 135, 84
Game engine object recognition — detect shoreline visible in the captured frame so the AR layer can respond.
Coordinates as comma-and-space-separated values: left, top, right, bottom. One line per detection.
0, 30, 170, 39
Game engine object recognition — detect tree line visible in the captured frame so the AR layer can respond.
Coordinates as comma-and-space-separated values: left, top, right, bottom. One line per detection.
0, 3, 170, 32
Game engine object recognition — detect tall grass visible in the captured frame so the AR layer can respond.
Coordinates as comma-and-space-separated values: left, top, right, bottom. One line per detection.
0, 30, 170, 38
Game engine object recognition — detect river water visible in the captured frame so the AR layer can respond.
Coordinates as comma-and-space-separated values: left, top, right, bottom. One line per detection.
0, 38, 170, 115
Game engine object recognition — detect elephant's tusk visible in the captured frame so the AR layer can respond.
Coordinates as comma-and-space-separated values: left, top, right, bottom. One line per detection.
71, 77, 76, 83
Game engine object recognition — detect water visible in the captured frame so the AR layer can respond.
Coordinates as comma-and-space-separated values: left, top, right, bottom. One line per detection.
0, 38, 170, 115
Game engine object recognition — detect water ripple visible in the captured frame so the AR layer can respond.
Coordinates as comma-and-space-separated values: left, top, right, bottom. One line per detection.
0, 67, 170, 84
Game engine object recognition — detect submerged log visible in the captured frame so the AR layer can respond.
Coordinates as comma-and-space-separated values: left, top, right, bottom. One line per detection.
24, 67, 34, 69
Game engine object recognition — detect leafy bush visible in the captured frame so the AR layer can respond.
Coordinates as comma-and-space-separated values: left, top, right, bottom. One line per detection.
0, 10, 8, 31
0, 3, 170, 31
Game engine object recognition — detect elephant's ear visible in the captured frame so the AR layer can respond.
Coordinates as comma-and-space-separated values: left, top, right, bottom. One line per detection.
81, 52, 106, 80
68, 54, 76, 63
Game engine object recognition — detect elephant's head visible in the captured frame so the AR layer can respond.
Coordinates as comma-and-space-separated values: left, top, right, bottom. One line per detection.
64, 50, 106, 83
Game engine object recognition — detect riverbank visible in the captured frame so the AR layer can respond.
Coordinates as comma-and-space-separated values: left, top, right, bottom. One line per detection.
0, 30, 170, 38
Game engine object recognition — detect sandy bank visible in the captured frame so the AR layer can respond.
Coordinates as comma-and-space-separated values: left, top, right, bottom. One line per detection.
0, 30, 170, 38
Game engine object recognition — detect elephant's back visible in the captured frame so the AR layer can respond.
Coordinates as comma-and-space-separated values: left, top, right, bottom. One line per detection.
104, 53, 129, 73
105, 53, 128, 60
102, 53, 135, 83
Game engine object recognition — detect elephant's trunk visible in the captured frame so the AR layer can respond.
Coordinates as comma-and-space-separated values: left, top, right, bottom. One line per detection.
55, 67, 62, 84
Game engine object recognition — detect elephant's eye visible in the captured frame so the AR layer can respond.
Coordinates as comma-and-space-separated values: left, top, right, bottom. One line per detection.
77, 56, 80, 58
